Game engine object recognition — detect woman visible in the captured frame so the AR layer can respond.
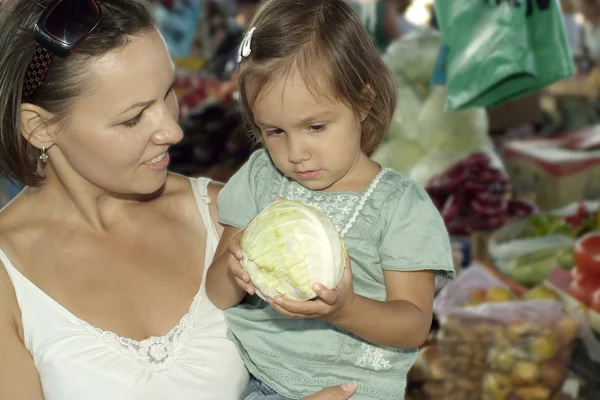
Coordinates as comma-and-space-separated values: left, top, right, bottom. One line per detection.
0, 0, 356, 399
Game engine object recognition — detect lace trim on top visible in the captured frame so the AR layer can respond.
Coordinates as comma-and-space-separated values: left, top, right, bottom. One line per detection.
77, 288, 203, 373
75, 187, 212, 373
279, 169, 390, 237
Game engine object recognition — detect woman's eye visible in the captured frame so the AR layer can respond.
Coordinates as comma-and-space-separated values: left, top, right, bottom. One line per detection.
122, 111, 144, 128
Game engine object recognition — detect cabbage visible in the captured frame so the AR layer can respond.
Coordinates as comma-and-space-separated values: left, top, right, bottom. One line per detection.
372, 137, 426, 176
389, 77, 423, 141
383, 29, 442, 88
240, 200, 346, 301
417, 86, 489, 153
377, 31, 505, 184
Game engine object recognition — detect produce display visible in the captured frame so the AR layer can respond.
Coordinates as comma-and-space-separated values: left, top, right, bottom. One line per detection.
240, 200, 346, 301
463, 286, 515, 307
425, 152, 538, 236
507, 246, 574, 287
568, 232, 600, 313
174, 74, 237, 119
519, 201, 599, 239
464, 285, 560, 308
373, 31, 503, 186
438, 315, 578, 400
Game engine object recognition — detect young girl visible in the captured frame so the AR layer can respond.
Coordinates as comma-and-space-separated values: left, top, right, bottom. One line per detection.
206, 0, 455, 399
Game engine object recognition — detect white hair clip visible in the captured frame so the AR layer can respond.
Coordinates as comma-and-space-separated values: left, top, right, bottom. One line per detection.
238, 26, 257, 63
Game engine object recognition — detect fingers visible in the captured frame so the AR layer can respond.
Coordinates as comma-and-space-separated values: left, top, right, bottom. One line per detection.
226, 237, 255, 296
234, 275, 255, 296
228, 256, 255, 295
227, 251, 248, 280
227, 232, 244, 259
267, 297, 320, 319
313, 283, 339, 306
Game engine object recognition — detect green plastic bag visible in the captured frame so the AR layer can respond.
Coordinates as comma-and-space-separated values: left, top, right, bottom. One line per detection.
434, 0, 574, 111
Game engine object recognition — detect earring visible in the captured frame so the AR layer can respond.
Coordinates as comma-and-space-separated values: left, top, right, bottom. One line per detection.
39, 147, 48, 163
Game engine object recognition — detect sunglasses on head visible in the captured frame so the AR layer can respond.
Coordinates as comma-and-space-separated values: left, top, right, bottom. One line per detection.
23, 0, 102, 99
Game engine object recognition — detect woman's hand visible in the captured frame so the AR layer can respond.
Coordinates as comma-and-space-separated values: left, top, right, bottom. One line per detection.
267, 254, 355, 323
302, 381, 356, 400
226, 231, 256, 296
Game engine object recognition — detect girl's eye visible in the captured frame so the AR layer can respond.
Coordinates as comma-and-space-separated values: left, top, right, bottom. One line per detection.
309, 124, 327, 132
265, 128, 284, 136
122, 111, 144, 128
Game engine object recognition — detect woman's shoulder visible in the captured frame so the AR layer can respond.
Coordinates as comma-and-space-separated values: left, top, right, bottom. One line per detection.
164, 173, 224, 236
0, 190, 43, 252
0, 208, 24, 344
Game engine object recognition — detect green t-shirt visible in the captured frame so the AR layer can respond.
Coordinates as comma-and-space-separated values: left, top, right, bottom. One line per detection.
218, 149, 455, 399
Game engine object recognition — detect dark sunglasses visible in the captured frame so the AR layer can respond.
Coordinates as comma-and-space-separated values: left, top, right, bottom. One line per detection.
22, 0, 102, 99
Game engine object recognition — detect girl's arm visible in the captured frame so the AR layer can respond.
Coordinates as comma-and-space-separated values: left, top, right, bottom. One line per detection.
205, 182, 247, 310
331, 269, 435, 349
268, 261, 436, 349
205, 226, 249, 310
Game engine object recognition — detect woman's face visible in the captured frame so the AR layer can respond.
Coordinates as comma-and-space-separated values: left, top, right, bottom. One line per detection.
48, 29, 182, 196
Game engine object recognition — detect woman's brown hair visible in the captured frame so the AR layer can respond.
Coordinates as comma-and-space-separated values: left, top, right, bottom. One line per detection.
237, 0, 397, 156
0, 0, 154, 187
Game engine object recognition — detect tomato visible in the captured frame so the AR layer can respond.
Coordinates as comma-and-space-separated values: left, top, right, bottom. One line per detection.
568, 275, 600, 305
571, 266, 585, 281
573, 232, 600, 276
592, 289, 600, 314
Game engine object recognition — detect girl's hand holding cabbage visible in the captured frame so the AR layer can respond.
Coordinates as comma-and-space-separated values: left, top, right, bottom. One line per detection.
266, 255, 354, 323
227, 199, 354, 321
226, 230, 257, 296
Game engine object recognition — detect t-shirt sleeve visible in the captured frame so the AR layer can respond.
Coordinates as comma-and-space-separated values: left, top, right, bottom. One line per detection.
379, 180, 456, 280
217, 149, 274, 228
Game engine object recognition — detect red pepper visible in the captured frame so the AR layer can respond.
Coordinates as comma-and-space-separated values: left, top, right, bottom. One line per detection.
592, 289, 600, 313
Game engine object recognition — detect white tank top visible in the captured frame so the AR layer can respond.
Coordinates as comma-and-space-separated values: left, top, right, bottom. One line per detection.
1, 178, 249, 400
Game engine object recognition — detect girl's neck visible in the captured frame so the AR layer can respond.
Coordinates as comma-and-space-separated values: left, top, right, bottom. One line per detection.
319, 153, 381, 193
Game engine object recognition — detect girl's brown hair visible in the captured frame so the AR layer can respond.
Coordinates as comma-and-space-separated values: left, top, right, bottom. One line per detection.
237, 0, 397, 156
0, 0, 154, 187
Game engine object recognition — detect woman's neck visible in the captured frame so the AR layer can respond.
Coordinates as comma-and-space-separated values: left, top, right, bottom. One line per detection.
32, 165, 137, 232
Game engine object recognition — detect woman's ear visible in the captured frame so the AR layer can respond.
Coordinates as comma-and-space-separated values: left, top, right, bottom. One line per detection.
20, 103, 56, 150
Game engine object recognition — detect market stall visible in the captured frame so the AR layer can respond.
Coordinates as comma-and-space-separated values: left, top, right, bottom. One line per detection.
380, 1, 600, 398
150, 2, 600, 398
154, 0, 258, 181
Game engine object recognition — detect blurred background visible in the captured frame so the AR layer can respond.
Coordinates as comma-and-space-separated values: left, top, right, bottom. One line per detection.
3, 0, 600, 398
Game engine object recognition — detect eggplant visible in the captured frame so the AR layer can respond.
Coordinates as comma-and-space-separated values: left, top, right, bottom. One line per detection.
441, 192, 464, 223
425, 164, 468, 194
474, 190, 503, 206
472, 197, 507, 218
507, 198, 538, 218
460, 152, 491, 169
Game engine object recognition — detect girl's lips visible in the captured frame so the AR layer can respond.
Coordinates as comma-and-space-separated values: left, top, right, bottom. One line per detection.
296, 170, 321, 180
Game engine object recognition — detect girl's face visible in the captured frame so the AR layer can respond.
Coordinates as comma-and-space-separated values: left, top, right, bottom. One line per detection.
251, 70, 371, 192
46, 30, 182, 196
